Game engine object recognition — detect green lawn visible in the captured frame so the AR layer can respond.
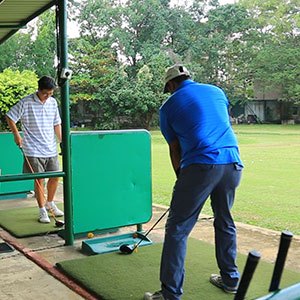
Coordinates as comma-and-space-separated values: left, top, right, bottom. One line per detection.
151, 124, 300, 235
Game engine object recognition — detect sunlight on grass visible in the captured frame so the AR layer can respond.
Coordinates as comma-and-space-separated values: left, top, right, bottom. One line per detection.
151, 124, 300, 234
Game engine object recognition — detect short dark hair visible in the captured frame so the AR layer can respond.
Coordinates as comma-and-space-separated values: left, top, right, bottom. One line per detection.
38, 76, 57, 90
170, 74, 190, 85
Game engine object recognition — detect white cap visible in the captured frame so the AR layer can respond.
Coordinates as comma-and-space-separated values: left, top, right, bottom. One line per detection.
163, 64, 191, 93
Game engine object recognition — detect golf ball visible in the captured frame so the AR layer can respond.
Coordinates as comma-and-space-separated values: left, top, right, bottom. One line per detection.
87, 232, 94, 239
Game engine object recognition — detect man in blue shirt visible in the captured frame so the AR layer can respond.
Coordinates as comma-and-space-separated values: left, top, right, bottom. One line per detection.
145, 64, 243, 300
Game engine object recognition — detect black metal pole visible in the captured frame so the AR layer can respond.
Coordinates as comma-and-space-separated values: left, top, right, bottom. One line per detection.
269, 231, 293, 292
57, 0, 73, 245
234, 250, 261, 300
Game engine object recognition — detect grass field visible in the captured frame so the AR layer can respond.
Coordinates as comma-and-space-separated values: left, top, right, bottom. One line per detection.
151, 124, 300, 235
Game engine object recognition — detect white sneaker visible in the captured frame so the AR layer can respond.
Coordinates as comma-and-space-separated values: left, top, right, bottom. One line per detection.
39, 209, 50, 223
47, 202, 64, 217
144, 291, 165, 300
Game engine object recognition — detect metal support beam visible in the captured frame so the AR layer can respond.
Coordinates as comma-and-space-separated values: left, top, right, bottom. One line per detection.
0, 172, 65, 183
57, 0, 73, 246
0, 24, 25, 29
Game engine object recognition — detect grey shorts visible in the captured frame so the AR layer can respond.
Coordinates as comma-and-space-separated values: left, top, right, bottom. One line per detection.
23, 156, 60, 173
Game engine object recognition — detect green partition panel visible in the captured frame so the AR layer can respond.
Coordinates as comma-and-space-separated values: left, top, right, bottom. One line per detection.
71, 130, 152, 234
0, 132, 33, 199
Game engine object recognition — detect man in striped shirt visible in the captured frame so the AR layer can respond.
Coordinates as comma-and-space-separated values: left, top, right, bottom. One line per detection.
6, 76, 64, 223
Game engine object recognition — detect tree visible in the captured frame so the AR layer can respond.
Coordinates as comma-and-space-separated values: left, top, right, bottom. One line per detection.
0, 32, 35, 72
0, 69, 38, 130
0, 10, 56, 77
251, 41, 300, 102
68, 37, 120, 127
182, 3, 257, 104
239, 0, 300, 39
31, 9, 57, 78
68, 0, 173, 129
240, 0, 300, 103
95, 52, 169, 129
67, 0, 299, 126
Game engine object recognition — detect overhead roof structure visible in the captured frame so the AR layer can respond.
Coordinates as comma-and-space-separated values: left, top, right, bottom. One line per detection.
0, 0, 56, 44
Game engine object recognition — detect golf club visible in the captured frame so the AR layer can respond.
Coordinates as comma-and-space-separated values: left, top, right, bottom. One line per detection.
119, 207, 170, 254
19, 147, 64, 227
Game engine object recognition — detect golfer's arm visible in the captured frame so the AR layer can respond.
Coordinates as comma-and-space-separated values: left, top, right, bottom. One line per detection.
5, 115, 22, 146
54, 124, 62, 143
169, 138, 181, 176
6, 115, 18, 134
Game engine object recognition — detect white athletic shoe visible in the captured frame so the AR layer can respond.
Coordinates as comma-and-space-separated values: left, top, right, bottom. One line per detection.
39, 209, 50, 223
47, 202, 64, 217
144, 291, 165, 300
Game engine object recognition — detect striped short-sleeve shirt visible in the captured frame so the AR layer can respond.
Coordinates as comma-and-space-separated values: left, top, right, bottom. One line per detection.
6, 93, 61, 157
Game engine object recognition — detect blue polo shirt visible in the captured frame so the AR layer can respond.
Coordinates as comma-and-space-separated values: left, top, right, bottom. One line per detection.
160, 80, 242, 168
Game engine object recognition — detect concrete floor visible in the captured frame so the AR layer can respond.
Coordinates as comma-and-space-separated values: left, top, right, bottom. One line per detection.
1, 183, 300, 299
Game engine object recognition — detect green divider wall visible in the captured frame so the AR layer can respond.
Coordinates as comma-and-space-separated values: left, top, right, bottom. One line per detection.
0, 133, 33, 199
71, 130, 152, 234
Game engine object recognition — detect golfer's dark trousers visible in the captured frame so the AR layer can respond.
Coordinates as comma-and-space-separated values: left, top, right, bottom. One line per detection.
160, 163, 243, 300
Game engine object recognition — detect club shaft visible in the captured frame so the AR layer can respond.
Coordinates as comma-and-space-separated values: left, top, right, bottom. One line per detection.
132, 208, 170, 251
144, 208, 170, 238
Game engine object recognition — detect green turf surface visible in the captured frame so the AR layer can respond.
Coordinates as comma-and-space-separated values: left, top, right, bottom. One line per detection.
151, 125, 300, 234
57, 238, 300, 300
0, 204, 64, 237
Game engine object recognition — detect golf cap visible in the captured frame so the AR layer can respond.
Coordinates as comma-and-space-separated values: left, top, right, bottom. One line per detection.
163, 64, 191, 93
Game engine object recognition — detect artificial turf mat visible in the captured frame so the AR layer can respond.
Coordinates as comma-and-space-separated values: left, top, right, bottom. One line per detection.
57, 238, 300, 300
0, 204, 64, 237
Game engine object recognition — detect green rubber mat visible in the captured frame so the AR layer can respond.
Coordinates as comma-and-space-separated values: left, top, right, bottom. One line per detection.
57, 238, 300, 300
0, 204, 64, 237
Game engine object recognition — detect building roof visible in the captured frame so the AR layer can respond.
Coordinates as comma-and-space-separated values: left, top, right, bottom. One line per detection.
0, 0, 56, 45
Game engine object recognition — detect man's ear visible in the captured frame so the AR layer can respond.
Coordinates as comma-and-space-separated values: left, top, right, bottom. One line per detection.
168, 81, 176, 94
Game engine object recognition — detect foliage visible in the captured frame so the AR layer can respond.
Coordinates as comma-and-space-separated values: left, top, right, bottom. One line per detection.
68, 38, 119, 127
69, 0, 172, 129
239, 0, 300, 39
73, 0, 170, 70
0, 32, 34, 72
240, 0, 300, 103
0, 10, 56, 78
1, 0, 299, 128
0, 69, 38, 130
187, 4, 258, 103
67, 0, 300, 126
252, 41, 300, 102
31, 10, 57, 78
96, 61, 167, 129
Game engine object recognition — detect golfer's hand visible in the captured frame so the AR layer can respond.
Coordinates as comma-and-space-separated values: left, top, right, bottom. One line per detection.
59, 142, 63, 155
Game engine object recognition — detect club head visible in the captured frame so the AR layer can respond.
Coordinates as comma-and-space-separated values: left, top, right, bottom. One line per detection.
55, 220, 65, 227
119, 244, 134, 254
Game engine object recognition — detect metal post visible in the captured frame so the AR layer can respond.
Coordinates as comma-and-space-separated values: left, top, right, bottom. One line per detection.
0, 172, 65, 182
57, 0, 73, 245
269, 231, 293, 292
